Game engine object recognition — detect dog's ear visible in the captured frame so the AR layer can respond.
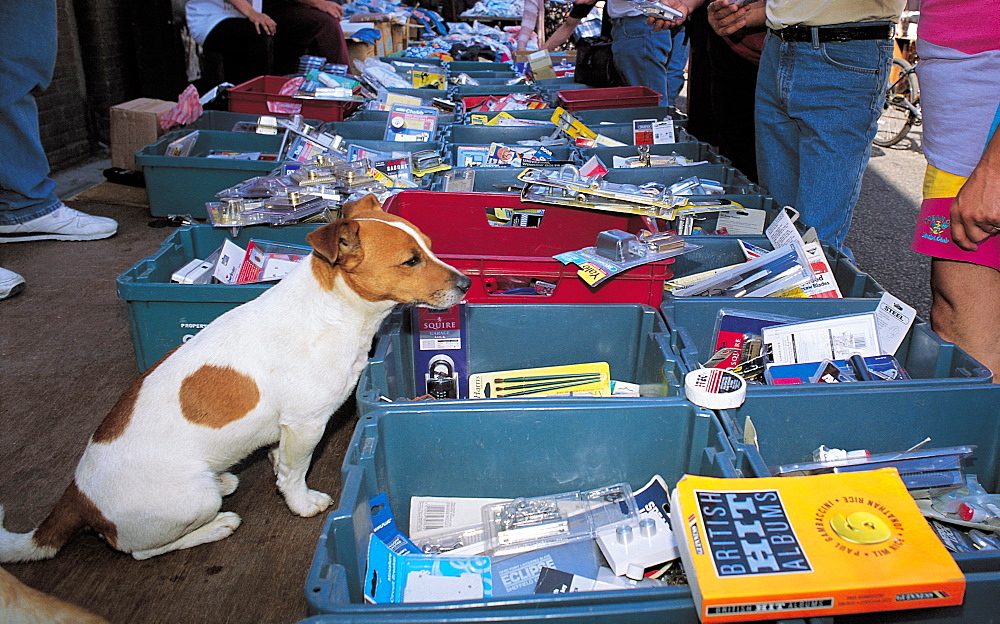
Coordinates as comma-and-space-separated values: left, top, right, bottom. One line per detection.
341, 193, 383, 219
307, 220, 364, 271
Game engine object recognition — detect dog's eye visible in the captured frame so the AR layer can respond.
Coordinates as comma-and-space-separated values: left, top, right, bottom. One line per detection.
401, 255, 422, 267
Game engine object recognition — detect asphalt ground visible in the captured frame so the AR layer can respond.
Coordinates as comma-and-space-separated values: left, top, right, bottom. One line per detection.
849, 125, 930, 320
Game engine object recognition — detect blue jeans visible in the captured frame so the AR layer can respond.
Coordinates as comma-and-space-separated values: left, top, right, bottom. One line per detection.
0, 0, 60, 225
666, 27, 689, 106
755, 28, 892, 252
611, 16, 682, 106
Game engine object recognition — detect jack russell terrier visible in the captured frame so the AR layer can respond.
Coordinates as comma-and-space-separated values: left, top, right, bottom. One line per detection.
0, 194, 471, 561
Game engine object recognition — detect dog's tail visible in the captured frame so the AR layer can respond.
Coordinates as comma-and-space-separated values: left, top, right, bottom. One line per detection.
0, 483, 93, 563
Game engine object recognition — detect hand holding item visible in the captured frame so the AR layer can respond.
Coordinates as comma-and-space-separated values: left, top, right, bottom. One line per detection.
950, 132, 1000, 251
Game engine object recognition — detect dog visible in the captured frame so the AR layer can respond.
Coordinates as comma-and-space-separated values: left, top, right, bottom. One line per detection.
0, 565, 110, 624
0, 194, 470, 561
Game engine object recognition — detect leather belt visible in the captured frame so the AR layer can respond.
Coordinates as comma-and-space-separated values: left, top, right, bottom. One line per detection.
770, 23, 893, 43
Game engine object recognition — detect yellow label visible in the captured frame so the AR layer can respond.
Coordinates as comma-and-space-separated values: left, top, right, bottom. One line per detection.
368, 167, 396, 188
469, 114, 489, 125
468, 362, 610, 398
487, 112, 516, 126
577, 262, 609, 286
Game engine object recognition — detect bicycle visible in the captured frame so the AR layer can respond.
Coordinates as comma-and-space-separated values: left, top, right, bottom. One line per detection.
874, 55, 921, 147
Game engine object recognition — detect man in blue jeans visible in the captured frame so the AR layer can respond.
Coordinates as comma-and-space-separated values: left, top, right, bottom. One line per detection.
0, 0, 118, 300
650, 0, 903, 255
607, 0, 688, 106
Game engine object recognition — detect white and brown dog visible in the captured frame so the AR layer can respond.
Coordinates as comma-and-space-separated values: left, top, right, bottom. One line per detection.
0, 194, 470, 561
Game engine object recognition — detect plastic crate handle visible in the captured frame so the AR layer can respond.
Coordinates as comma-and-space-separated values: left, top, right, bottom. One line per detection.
481, 275, 558, 296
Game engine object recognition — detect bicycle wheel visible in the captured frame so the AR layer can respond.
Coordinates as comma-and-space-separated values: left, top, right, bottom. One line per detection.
874, 57, 919, 147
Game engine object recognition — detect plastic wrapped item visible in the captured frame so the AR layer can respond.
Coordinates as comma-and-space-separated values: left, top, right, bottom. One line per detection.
668, 176, 724, 196
482, 483, 639, 557
205, 193, 338, 229
670, 243, 813, 297
771, 445, 977, 498
553, 229, 700, 287
358, 58, 412, 90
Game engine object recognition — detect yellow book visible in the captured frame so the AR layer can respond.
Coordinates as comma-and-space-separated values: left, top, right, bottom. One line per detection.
671, 469, 965, 622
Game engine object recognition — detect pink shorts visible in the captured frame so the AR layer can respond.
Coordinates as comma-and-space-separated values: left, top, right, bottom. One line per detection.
911, 168, 1000, 272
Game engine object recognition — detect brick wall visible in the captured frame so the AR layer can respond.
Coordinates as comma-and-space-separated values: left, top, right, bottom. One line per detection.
36, 0, 93, 171
35, 0, 184, 172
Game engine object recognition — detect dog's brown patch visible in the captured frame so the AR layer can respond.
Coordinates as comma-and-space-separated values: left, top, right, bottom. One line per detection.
33, 481, 119, 551
91, 346, 178, 444
179, 365, 260, 429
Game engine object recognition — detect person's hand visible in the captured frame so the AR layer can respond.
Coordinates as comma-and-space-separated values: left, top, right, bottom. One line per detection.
707, 0, 748, 36
319, 1, 343, 19
949, 131, 1000, 251
249, 10, 277, 35
950, 169, 1000, 252
645, 0, 688, 32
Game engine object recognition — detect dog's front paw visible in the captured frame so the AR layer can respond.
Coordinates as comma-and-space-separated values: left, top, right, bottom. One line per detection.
286, 490, 333, 517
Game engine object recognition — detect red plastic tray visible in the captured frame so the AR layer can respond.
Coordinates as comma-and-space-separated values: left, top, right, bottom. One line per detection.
381, 190, 673, 306
461, 95, 550, 114
556, 86, 662, 111
227, 76, 361, 122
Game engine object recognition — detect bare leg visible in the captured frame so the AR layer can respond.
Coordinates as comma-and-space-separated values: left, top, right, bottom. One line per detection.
930, 258, 1000, 382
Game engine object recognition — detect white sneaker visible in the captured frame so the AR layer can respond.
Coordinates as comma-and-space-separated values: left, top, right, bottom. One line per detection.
0, 267, 25, 300
0, 203, 118, 242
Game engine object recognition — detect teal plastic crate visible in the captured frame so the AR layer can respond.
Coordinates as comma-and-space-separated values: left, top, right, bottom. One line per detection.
462, 107, 556, 123
347, 109, 460, 125
321, 121, 396, 141
451, 70, 519, 79
444, 144, 577, 167
135, 129, 283, 218
180, 111, 322, 132
445, 60, 513, 73
430, 169, 764, 199
574, 105, 686, 126
577, 141, 732, 169
450, 84, 537, 97
659, 296, 992, 388
357, 303, 686, 415
578, 123, 694, 146
665, 236, 880, 304
718, 383, 1000, 578
444, 124, 559, 144
300, 569, 1000, 623
305, 402, 741, 618
382, 86, 451, 101
380, 55, 444, 66
604, 163, 758, 193
116, 224, 320, 372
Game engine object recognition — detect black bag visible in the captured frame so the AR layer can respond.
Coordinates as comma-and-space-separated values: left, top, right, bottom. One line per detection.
573, 8, 625, 88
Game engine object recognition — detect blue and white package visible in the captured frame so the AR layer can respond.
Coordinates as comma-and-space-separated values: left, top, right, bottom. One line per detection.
364, 534, 492, 603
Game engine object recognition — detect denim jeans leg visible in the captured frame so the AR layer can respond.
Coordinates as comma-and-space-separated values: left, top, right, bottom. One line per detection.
789, 37, 892, 250
666, 27, 689, 105
755, 32, 801, 209
0, 0, 61, 225
756, 31, 891, 251
611, 16, 673, 102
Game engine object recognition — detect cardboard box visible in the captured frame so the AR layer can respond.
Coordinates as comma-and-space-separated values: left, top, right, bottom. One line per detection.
109, 98, 176, 170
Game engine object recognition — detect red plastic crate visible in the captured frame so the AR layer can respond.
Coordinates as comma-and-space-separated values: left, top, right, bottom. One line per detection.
461, 95, 550, 114
227, 76, 361, 122
556, 86, 662, 111
382, 190, 673, 305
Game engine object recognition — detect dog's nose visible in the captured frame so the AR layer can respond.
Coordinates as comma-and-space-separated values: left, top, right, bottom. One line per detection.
454, 273, 472, 293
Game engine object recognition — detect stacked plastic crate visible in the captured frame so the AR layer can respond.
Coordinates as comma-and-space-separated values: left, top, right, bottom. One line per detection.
116, 56, 1000, 623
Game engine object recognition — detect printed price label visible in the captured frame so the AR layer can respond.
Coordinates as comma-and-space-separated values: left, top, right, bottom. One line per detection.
577, 262, 609, 286
652, 120, 675, 144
